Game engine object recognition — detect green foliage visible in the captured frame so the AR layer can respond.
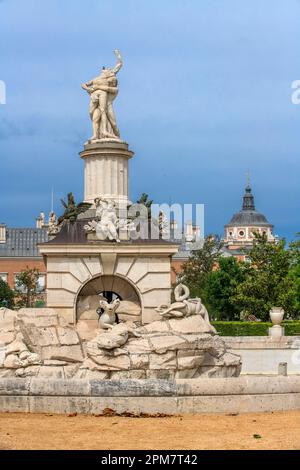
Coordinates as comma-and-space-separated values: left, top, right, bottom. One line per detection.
0, 279, 15, 309
15, 267, 40, 308
178, 235, 224, 298
136, 193, 154, 220
136, 193, 153, 210
287, 234, 300, 313
181, 232, 300, 321
212, 321, 300, 336
232, 233, 297, 320
34, 300, 46, 308
58, 192, 91, 224
204, 257, 245, 320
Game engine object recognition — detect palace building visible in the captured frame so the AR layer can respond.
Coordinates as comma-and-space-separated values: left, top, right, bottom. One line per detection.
0, 223, 48, 293
0, 181, 277, 295
223, 181, 277, 257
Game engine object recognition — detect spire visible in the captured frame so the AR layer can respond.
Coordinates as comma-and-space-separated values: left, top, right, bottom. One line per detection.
242, 173, 255, 211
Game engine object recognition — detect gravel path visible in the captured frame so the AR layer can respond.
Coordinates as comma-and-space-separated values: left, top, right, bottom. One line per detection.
0, 411, 300, 450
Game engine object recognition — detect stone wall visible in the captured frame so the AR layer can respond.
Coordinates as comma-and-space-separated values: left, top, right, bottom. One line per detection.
0, 376, 299, 415
42, 248, 177, 325
224, 336, 300, 375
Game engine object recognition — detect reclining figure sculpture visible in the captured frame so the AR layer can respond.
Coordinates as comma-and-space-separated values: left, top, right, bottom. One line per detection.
155, 283, 210, 322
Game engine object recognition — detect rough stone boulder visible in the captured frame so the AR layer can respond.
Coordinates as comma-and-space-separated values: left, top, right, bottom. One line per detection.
0, 308, 84, 378
0, 307, 241, 380
82, 315, 241, 380
0, 308, 16, 346
116, 300, 141, 322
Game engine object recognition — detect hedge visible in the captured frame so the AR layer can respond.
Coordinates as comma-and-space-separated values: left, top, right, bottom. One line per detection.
211, 321, 300, 336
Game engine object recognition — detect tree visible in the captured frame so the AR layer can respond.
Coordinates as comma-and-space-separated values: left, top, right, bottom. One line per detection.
58, 192, 91, 224
286, 234, 300, 315
0, 279, 15, 309
136, 193, 153, 220
178, 235, 224, 298
204, 257, 245, 320
232, 233, 295, 320
15, 268, 40, 308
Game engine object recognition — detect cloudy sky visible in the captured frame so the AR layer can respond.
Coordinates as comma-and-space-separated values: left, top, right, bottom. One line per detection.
0, 0, 299, 240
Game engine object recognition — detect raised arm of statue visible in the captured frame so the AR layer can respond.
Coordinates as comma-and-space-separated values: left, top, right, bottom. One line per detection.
81, 81, 94, 92
112, 49, 123, 75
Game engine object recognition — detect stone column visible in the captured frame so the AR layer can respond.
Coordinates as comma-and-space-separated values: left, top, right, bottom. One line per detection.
80, 140, 134, 206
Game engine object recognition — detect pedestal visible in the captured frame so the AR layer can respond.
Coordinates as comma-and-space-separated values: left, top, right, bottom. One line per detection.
269, 325, 285, 338
80, 140, 134, 206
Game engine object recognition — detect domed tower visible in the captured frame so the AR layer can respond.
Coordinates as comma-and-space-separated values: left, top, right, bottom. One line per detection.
224, 180, 276, 249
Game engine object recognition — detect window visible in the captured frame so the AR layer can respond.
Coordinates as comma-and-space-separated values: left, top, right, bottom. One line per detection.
14, 273, 46, 293
14, 274, 25, 293
0, 273, 8, 283
37, 274, 46, 292
239, 230, 245, 237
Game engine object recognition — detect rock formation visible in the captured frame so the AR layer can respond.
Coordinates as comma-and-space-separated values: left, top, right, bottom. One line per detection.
0, 305, 241, 380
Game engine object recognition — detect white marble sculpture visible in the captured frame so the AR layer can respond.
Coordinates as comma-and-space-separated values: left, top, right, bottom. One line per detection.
98, 298, 120, 329
82, 49, 122, 141
84, 198, 135, 242
97, 322, 141, 350
48, 211, 59, 235
96, 198, 120, 242
155, 283, 210, 322
84, 198, 120, 242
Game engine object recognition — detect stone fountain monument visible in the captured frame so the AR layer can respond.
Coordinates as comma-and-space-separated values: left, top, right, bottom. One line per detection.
0, 51, 250, 415
39, 49, 179, 328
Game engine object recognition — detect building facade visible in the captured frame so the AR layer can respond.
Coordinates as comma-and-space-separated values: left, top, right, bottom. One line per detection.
0, 224, 48, 293
223, 182, 276, 257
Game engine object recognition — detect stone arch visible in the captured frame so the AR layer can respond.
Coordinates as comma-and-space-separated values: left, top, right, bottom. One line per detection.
75, 274, 142, 329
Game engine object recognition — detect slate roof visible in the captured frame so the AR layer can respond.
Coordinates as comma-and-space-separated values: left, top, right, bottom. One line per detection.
0, 228, 48, 258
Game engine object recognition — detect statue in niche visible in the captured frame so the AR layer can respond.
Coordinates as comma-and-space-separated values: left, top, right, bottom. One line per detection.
98, 298, 120, 330
82, 49, 122, 141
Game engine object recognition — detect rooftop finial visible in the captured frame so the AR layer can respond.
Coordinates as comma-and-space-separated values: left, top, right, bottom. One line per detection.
242, 173, 255, 211
246, 170, 251, 190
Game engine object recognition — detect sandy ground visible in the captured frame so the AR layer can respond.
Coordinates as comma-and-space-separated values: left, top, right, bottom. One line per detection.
0, 411, 300, 450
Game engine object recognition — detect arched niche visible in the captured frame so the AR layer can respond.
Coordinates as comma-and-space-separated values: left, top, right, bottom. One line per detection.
76, 274, 142, 333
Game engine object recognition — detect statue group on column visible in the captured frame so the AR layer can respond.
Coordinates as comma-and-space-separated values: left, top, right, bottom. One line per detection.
82, 49, 122, 141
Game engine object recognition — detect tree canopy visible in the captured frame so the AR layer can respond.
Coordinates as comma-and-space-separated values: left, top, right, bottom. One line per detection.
180, 233, 300, 321
0, 279, 15, 309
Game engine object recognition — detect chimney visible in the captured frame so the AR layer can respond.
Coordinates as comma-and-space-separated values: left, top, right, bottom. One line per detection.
0, 224, 6, 244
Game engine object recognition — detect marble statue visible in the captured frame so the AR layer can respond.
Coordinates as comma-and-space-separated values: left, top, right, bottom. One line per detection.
98, 298, 120, 329
82, 49, 122, 141
84, 197, 135, 242
155, 283, 210, 321
97, 322, 141, 350
96, 198, 120, 242
48, 211, 59, 235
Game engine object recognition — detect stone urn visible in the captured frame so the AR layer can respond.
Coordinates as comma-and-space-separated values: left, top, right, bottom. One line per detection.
269, 307, 284, 326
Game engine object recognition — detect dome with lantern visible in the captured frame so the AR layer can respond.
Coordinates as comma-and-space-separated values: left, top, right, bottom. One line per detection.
224, 181, 275, 247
